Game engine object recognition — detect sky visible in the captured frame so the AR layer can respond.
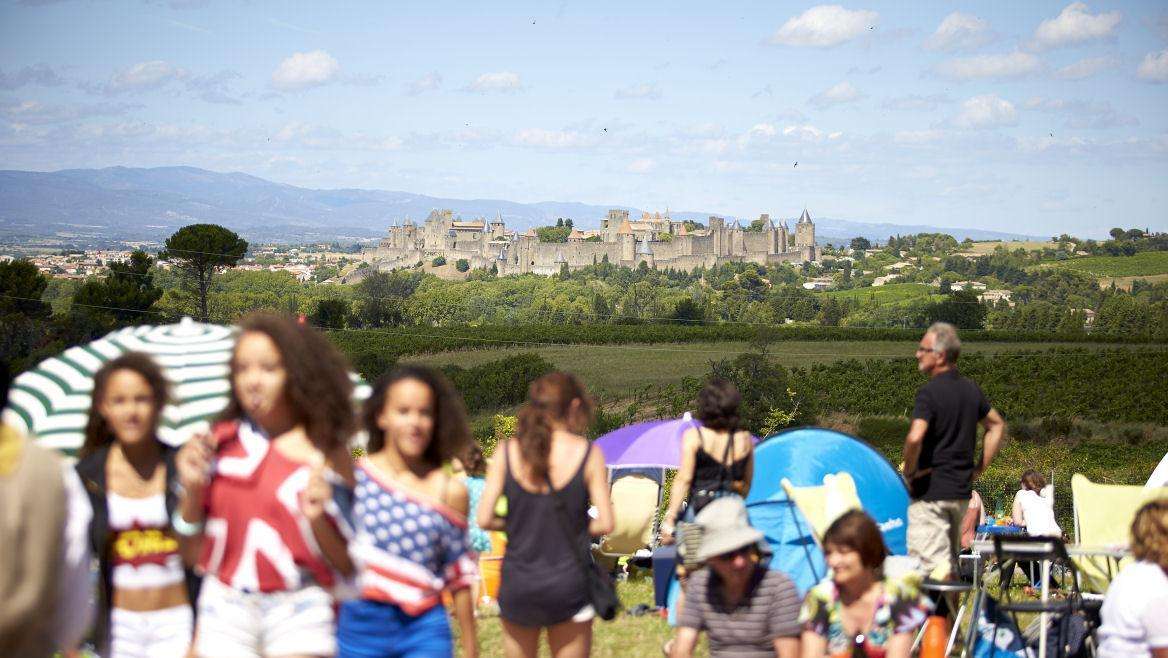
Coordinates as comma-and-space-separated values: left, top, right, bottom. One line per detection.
1, 1, 1167, 238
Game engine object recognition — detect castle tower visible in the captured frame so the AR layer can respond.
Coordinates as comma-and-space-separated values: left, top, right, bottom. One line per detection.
635, 235, 654, 269
730, 219, 744, 255
620, 232, 635, 263
761, 214, 777, 255
780, 220, 789, 253
708, 216, 725, 255
795, 208, 815, 249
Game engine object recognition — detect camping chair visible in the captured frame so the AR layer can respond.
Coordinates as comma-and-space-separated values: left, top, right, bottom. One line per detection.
779, 472, 862, 543
595, 473, 661, 559
992, 534, 1093, 658
1070, 473, 1168, 591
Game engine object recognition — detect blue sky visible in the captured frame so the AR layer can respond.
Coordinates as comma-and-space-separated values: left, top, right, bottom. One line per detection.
1, 1, 1166, 238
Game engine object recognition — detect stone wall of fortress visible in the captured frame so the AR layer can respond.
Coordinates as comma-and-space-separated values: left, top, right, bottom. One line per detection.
364, 209, 818, 276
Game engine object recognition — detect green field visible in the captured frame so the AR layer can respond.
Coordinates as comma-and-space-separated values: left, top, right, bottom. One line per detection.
1045, 251, 1168, 278
406, 339, 1158, 399
821, 282, 937, 305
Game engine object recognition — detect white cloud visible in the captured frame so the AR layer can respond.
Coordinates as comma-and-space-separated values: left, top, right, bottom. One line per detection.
108, 61, 189, 93
924, 12, 993, 52
405, 71, 442, 96
614, 83, 662, 100
809, 81, 862, 108
466, 71, 523, 93
271, 50, 340, 91
1055, 55, 1119, 80
627, 158, 656, 174
769, 5, 878, 48
953, 94, 1018, 129
894, 129, 947, 144
1137, 49, 1168, 83
1032, 3, 1121, 50
1024, 97, 1138, 129
883, 94, 950, 111
513, 128, 593, 149
0, 64, 66, 90
935, 52, 1042, 80
782, 124, 825, 141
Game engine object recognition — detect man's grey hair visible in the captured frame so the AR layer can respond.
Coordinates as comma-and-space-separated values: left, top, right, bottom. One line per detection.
927, 322, 961, 363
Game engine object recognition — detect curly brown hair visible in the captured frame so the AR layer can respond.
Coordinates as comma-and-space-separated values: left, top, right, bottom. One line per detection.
1131, 498, 1168, 571
81, 352, 169, 458
361, 365, 470, 467
462, 440, 487, 477
695, 378, 741, 432
516, 371, 594, 480
219, 313, 355, 453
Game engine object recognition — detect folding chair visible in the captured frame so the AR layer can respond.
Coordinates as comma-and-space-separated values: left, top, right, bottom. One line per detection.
1070, 474, 1168, 591
595, 473, 661, 559
992, 535, 1086, 658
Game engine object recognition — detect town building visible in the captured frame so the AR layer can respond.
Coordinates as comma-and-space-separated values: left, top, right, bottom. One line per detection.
363, 208, 818, 275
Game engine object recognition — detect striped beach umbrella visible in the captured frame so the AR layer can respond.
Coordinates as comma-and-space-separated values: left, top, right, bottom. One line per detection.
2, 317, 370, 453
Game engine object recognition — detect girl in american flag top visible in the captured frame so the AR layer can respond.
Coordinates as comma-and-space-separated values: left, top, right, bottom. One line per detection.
335, 365, 479, 658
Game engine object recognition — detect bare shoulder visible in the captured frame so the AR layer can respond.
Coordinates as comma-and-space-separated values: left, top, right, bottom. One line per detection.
446, 476, 469, 515
681, 427, 702, 449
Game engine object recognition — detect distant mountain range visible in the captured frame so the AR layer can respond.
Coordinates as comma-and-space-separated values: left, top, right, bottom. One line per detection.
0, 166, 1043, 245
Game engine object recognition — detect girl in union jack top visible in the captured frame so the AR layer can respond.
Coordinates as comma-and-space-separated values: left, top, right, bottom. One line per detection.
175, 313, 356, 658
336, 365, 479, 658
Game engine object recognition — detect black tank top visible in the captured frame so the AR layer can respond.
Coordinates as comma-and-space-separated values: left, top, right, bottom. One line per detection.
689, 429, 750, 514
498, 441, 591, 628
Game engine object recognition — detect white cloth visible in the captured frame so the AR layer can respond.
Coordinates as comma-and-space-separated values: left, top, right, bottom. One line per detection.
109, 605, 193, 658
1013, 489, 1061, 537
1097, 561, 1168, 658
1147, 452, 1168, 488
56, 464, 94, 652
194, 575, 336, 658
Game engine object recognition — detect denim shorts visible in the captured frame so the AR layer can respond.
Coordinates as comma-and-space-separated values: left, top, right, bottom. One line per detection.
337, 598, 452, 658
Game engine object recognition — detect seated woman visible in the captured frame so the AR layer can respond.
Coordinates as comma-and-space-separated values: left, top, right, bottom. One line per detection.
1097, 498, 1168, 658
800, 510, 932, 658
671, 497, 801, 658
1011, 470, 1060, 538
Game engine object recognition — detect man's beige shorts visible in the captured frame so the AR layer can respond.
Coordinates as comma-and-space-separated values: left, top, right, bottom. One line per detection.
907, 499, 966, 579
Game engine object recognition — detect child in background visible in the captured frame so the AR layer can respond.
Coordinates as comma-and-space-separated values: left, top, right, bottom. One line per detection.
336, 365, 478, 658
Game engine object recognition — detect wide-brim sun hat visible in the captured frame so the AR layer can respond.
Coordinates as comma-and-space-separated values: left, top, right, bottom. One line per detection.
693, 496, 764, 562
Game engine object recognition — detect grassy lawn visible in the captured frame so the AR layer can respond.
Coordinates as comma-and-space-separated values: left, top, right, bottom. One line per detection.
821, 282, 937, 305
1043, 251, 1168, 278
457, 576, 698, 657
960, 240, 1061, 255
405, 340, 1158, 398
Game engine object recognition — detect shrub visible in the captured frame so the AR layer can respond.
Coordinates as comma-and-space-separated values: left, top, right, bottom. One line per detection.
442, 352, 554, 414
455, 258, 470, 273
432, 256, 447, 267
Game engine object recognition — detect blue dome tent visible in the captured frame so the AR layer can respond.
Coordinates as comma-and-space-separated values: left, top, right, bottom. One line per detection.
745, 427, 910, 594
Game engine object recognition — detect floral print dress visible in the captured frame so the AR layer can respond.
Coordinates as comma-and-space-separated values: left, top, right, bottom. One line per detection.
799, 576, 933, 658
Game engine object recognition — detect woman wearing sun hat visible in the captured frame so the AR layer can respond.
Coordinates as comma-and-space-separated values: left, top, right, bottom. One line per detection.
670, 497, 802, 658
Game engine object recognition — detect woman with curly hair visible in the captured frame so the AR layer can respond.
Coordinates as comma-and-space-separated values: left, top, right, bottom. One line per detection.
477, 372, 614, 658
74, 352, 199, 658
336, 365, 479, 658
174, 313, 356, 658
1097, 498, 1168, 658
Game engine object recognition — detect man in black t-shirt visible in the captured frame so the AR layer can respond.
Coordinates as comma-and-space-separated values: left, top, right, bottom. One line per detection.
902, 322, 1005, 579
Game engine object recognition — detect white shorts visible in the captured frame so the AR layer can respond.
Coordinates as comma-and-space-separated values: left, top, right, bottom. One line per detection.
109, 605, 194, 658
194, 577, 336, 658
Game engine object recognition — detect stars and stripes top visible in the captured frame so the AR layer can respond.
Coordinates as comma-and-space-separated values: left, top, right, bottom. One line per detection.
198, 419, 350, 593
349, 457, 477, 616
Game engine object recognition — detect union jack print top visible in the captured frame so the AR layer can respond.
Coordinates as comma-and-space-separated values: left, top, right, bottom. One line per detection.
350, 458, 476, 615
198, 419, 349, 593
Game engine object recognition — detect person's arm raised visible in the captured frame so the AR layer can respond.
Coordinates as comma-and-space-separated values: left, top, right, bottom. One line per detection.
476, 441, 507, 532
584, 443, 614, 537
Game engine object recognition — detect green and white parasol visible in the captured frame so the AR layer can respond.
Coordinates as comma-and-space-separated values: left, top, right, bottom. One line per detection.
2, 317, 370, 453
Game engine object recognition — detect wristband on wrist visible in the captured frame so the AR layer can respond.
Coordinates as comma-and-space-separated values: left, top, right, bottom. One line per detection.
172, 509, 205, 536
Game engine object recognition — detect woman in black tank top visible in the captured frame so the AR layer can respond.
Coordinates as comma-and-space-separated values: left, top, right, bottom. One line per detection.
661, 378, 755, 546
476, 372, 614, 658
